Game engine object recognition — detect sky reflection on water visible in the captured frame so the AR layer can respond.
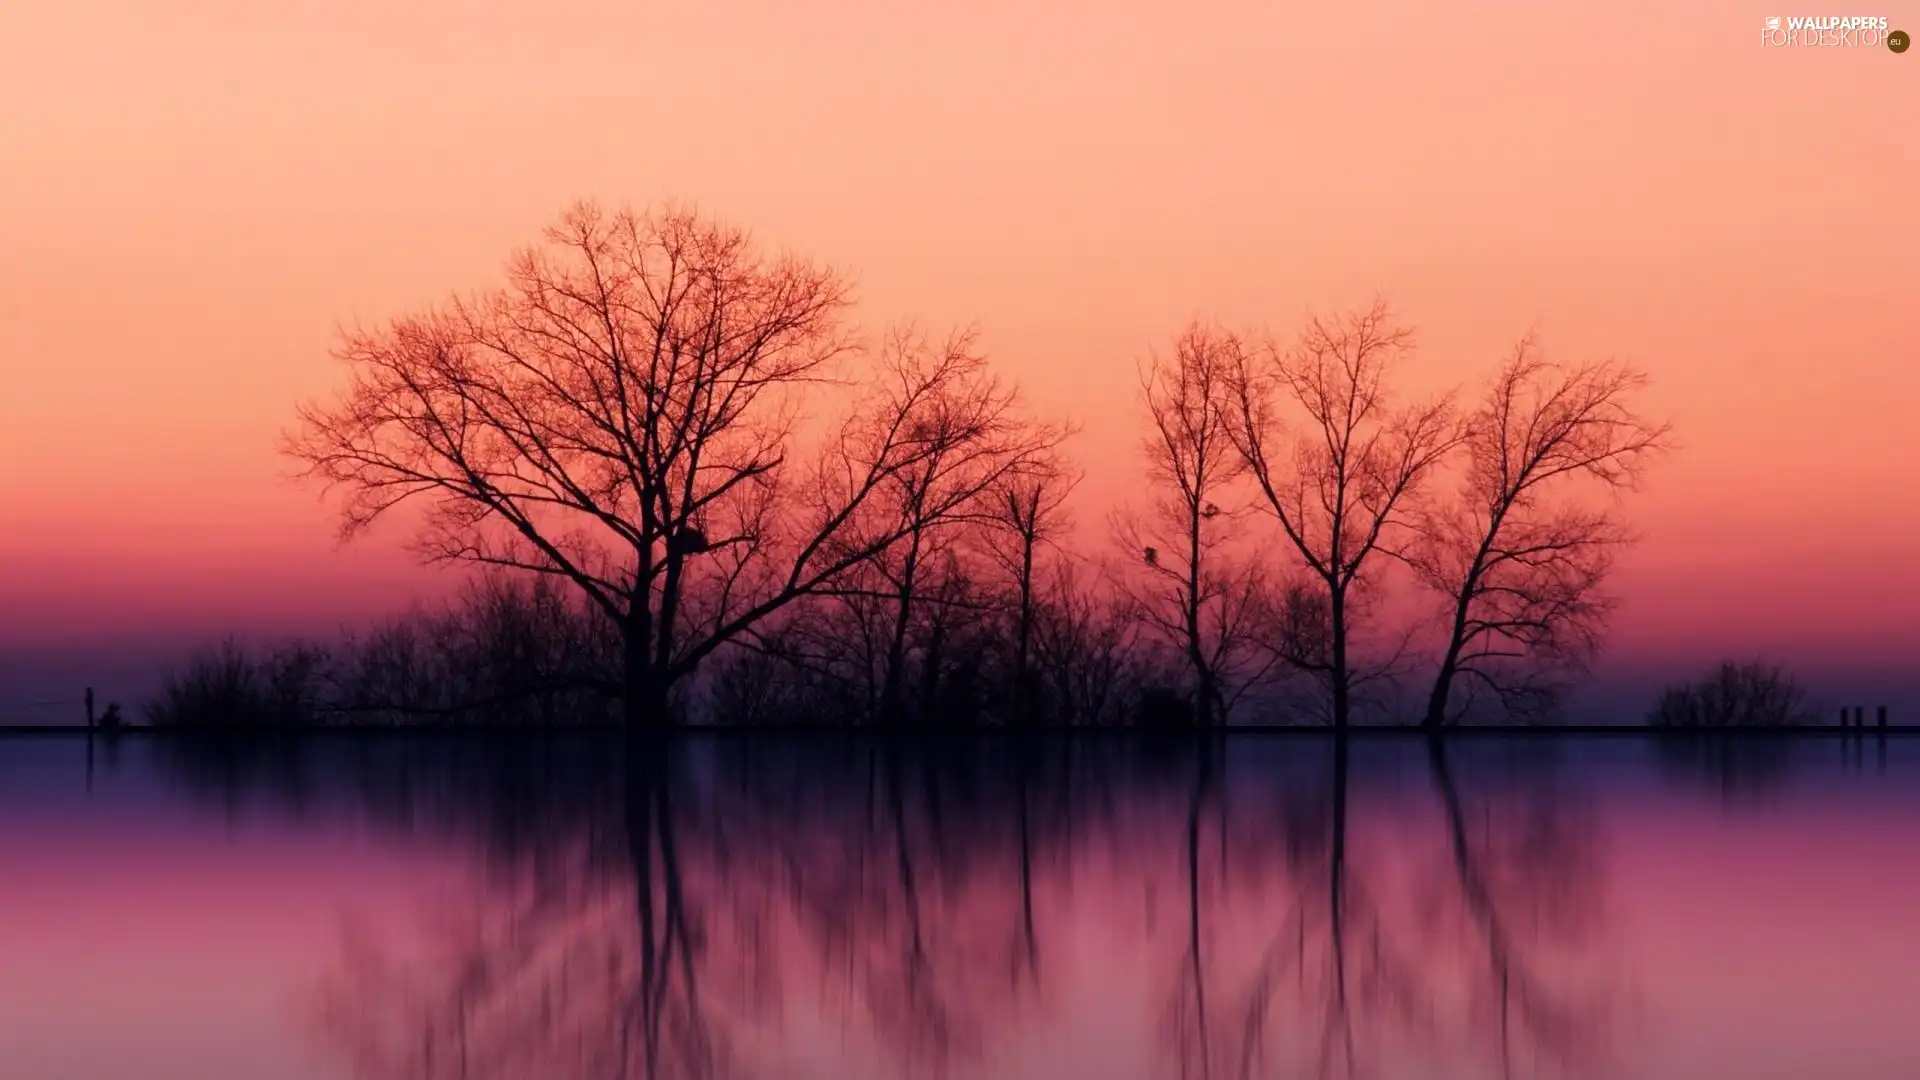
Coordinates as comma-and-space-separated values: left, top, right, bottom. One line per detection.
2, 733, 1918, 1080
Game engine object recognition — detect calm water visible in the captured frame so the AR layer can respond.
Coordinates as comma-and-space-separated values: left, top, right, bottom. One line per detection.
2, 733, 1917, 1080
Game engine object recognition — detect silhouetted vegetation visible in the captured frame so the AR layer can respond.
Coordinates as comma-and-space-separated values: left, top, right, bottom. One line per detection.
1646, 661, 1828, 797
285, 204, 1066, 727
1225, 302, 1461, 729
1646, 661, 1822, 727
1114, 324, 1273, 727
148, 639, 337, 727
139, 200, 1682, 728
1410, 339, 1671, 726
147, 573, 620, 727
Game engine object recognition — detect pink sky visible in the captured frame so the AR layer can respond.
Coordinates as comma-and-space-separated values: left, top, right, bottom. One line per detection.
2, 0, 1916, 698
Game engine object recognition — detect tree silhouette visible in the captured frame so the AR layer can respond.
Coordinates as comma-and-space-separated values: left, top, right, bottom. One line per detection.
288, 204, 1056, 726
135, 245, 1686, 732
830, 329, 1067, 724
1408, 341, 1670, 726
983, 452, 1081, 725
1026, 563, 1150, 726
1117, 323, 1275, 726
1648, 660, 1821, 728
1226, 301, 1459, 729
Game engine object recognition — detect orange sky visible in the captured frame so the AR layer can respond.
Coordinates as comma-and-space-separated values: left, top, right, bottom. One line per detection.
2, 0, 1917, 698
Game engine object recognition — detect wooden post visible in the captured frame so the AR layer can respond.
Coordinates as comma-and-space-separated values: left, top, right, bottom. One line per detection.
85, 687, 95, 729
1840, 706, 1849, 727
1879, 706, 1889, 729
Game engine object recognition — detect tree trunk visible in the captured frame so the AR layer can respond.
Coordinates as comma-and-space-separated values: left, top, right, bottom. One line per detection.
1014, 538, 1035, 727
623, 620, 669, 728
1428, 576, 1482, 726
1195, 666, 1218, 728
1186, 502, 1214, 727
1329, 590, 1351, 730
880, 535, 922, 726
918, 612, 948, 723
1424, 650, 1461, 729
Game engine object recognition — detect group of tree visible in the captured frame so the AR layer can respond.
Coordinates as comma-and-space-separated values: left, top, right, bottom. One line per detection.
153, 199, 1683, 729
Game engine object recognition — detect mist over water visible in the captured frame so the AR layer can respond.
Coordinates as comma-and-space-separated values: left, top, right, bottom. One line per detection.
3, 732, 1918, 1079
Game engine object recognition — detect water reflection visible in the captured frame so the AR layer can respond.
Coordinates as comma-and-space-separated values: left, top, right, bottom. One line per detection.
144, 735, 1635, 1080
1147, 739, 1616, 1080
1654, 732, 1802, 804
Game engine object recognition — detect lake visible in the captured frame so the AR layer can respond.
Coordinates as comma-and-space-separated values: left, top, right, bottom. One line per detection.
1, 732, 1916, 1080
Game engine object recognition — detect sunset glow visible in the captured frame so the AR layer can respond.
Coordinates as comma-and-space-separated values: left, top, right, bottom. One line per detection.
2, 0, 1915, 712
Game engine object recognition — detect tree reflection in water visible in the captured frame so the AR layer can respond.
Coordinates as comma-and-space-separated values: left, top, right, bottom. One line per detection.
1154, 737, 1618, 1080
156, 734, 1628, 1080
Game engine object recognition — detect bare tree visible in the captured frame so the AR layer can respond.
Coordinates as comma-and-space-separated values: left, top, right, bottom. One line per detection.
1227, 300, 1459, 728
1116, 323, 1272, 726
1409, 341, 1670, 726
288, 203, 1052, 726
1028, 564, 1144, 726
809, 326, 1069, 724
983, 452, 1081, 725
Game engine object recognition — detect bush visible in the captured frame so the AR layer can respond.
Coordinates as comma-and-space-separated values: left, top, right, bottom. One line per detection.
146, 572, 618, 727
146, 639, 334, 727
1646, 661, 1820, 727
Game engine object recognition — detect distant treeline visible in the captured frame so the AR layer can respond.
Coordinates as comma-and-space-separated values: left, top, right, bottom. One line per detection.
147, 569, 1825, 729
147, 569, 1244, 727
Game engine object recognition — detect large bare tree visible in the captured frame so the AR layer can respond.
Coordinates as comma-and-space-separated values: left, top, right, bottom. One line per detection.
1408, 340, 1670, 726
288, 202, 1053, 726
1227, 300, 1459, 728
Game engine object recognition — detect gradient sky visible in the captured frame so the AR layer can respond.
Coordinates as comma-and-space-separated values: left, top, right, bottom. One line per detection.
2, 0, 1916, 711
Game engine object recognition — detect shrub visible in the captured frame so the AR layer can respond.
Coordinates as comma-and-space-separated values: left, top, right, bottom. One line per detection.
1646, 661, 1819, 727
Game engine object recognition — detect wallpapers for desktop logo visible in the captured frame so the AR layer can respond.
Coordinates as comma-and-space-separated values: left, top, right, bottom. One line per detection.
1761, 14, 1907, 49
